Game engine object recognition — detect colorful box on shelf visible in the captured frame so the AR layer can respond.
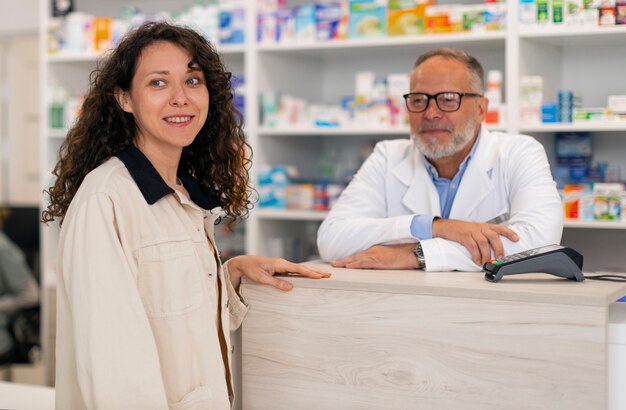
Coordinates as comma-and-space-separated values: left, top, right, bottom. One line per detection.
316, 2, 349, 40
258, 166, 292, 208
541, 103, 558, 123
349, 0, 387, 38
593, 183, 624, 221
573, 107, 607, 122
296, 4, 317, 42
561, 183, 626, 221
609, 95, 626, 114
219, 6, 246, 44
387, 0, 426, 36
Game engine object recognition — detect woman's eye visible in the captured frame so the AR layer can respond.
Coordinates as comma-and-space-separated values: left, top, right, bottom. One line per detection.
187, 78, 201, 86
150, 79, 165, 87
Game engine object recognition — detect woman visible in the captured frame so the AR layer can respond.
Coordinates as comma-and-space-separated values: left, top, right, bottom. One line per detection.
42, 22, 329, 409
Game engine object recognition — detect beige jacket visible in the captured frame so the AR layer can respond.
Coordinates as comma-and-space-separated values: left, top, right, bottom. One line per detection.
55, 145, 248, 409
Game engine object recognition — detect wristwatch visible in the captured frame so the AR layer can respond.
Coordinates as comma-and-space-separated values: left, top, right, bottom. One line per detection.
413, 242, 426, 270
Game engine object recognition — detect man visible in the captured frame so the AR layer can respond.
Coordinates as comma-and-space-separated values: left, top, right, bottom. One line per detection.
317, 48, 563, 271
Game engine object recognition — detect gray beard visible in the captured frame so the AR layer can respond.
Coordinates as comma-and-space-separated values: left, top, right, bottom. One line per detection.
411, 116, 478, 160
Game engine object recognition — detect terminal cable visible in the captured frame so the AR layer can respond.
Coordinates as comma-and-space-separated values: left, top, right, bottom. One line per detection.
585, 274, 626, 282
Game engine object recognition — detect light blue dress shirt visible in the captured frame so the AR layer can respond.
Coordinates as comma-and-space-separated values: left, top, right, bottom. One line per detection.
410, 135, 481, 239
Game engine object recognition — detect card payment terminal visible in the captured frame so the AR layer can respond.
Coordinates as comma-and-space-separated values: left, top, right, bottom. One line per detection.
483, 244, 584, 282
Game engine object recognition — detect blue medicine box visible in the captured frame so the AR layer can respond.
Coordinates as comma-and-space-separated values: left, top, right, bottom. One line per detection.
542, 102, 558, 123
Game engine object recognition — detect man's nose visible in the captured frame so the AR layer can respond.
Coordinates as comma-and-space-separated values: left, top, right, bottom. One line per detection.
423, 98, 442, 118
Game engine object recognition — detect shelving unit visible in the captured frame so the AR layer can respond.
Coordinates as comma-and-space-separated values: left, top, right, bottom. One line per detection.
520, 123, 626, 133
39, 0, 626, 386
246, 2, 626, 273
564, 220, 626, 230
256, 208, 328, 221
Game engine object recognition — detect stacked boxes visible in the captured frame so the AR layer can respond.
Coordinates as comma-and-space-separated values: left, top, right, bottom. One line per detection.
349, 0, 387, 38
519, 0, 626, 25
555, 132, 592, 184
388, 0, 426, 36
257, 0, 506, 44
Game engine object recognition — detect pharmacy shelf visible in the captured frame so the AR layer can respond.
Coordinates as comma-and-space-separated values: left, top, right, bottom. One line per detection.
258, 31, 505, 57
47, 44, 244, 63
47, 50, 105, 63
47, 129, 67, 138
218, 44, 246, 54
564, 220, 626, 230
518, 25, 626, 47
256, 208, 328, 221
255, 211, 626, 228
520, 122, 626, 133
258, 123, 506, 137
258, 126, 410, 137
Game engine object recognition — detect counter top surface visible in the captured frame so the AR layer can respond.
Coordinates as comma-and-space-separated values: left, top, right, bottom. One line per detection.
251, 261, 626, 307
0, 382, 54, 410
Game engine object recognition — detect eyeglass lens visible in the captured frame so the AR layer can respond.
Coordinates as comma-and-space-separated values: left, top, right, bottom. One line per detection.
406, 93, 462, 112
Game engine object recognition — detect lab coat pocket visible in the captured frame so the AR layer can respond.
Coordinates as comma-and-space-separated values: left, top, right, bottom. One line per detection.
137, 240, 203, 317
170, 386, 213, 410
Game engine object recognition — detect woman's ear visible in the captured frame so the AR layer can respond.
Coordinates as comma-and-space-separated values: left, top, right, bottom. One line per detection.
114, 88, 133, 113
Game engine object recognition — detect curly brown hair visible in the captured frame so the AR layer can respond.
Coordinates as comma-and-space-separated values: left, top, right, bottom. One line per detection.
42, 21, 252, 226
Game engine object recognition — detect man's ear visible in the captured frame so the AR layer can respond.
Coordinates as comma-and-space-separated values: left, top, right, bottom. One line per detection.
476, 95, 488, 123
114, 88, 133, 114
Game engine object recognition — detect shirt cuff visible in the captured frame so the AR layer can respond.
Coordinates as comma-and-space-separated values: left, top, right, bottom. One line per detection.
410, 214, 437, 239
222, 262, 249, 331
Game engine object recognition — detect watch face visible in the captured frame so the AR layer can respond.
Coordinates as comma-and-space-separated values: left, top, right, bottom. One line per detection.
413, 243, 425, 269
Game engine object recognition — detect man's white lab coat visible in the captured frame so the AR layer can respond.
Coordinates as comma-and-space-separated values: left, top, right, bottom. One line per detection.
317, 128, 563, 271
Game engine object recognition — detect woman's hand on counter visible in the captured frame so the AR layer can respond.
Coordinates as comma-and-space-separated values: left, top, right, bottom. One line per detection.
226, 255, 331, 291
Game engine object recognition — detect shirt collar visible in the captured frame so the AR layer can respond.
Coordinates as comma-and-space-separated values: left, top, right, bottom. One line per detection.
423, 130, 482, 180
115, 144, 222, 210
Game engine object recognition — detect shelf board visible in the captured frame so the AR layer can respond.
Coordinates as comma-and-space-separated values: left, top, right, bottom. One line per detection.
256, 208, 328, 221
47, 50, 106, 63
519, 25, 626, 47
47, 44, 244, 63
47, 129, 67, 138
259, 123, 506, 137
255, 210, 626, 228
258, 126, 410, 136
258, 31, 505, 57
564, 220, 626, 229
218, 44, 245, 55
520, 122, 626, 133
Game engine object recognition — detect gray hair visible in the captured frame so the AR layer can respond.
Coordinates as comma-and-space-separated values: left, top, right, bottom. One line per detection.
414, 48, 484, 92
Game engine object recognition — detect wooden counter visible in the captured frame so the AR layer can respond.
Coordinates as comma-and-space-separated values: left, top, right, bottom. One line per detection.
240, 262, 626, 410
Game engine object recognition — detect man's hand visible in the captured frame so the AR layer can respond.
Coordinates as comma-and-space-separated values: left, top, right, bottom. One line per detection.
331, 243, 419, 270
227, 256, 331, 291
432, 218, 519, 266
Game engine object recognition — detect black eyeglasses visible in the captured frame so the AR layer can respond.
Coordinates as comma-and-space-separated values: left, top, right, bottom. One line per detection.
402, 91, 483, 113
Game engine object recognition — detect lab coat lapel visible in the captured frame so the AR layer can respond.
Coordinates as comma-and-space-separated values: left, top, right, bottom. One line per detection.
392, 147, 440, 215
449, 130, 498, 220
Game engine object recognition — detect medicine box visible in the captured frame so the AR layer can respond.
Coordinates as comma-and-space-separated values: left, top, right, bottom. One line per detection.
258, 166, 291, 208
276, 8, 296, 43
608, 95, 626, 114
388, 0, 425, 36
316, 2, 348, 41
296, 5, 317, 42
555, 132, 592, 163
349, 0, 387, 38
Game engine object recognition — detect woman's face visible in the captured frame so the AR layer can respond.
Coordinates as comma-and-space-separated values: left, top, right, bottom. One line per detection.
116, 41, 209, 156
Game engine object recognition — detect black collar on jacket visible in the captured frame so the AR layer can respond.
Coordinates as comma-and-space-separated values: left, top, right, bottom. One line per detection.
115, 144, 222, 210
